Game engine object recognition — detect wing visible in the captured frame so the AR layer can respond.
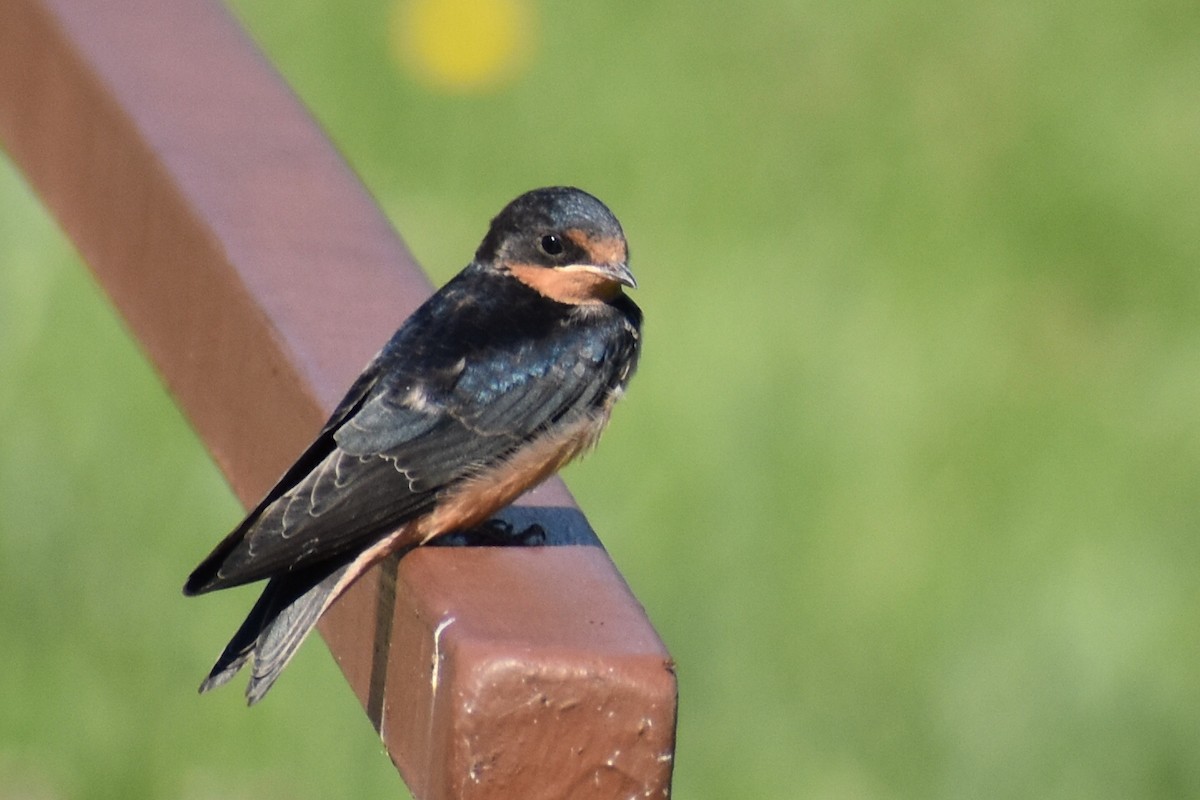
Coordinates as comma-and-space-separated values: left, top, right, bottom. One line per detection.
186, 298, 636, 594
183, 348, 385, 596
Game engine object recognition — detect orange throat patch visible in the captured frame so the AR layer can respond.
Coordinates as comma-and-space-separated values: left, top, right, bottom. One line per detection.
509, 263, 625, 304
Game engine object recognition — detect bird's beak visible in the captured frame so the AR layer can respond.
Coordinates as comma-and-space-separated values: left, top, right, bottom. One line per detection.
566, 261, 637, 290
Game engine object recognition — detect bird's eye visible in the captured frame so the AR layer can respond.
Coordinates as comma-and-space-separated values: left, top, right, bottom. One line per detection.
538, 234, 564, 256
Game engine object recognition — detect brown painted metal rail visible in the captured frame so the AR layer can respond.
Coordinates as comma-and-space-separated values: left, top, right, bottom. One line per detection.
0, 1, 677, 797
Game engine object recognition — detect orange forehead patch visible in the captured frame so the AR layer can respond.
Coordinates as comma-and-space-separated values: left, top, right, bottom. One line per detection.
564, 229, 626, 265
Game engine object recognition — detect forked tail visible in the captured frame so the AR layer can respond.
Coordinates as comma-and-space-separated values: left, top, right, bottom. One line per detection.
199, 559, 353, 705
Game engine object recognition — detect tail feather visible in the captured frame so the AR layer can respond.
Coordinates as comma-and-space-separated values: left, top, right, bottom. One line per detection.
199, 560, 353, 705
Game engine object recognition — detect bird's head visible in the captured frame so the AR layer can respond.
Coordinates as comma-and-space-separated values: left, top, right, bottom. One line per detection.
477, 187, 637, 305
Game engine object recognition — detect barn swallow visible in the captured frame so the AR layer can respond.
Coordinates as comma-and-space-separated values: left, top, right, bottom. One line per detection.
184, 186, 641, 704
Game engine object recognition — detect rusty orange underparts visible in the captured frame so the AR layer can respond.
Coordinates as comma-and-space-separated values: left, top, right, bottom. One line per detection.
0, 1, 677, 797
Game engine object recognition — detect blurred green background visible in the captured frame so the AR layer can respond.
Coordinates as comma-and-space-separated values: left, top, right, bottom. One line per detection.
3, 0, 1200, 797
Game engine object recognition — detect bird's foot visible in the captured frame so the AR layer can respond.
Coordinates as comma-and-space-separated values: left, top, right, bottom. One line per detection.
441, 519, 547, 548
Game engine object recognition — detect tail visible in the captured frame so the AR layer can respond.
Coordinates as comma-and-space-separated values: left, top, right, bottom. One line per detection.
198, 560, 352, 705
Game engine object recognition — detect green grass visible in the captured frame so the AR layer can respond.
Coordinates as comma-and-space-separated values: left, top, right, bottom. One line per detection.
3, 0, 1200, 797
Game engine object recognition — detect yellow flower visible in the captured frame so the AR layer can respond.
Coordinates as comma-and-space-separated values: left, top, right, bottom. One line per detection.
391, 0, 535, 92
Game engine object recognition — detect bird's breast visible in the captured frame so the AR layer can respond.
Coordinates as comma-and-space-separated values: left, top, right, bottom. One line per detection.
416, 411, 612, 542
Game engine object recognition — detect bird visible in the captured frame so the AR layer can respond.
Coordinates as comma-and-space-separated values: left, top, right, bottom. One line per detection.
184, 186, 642, 705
